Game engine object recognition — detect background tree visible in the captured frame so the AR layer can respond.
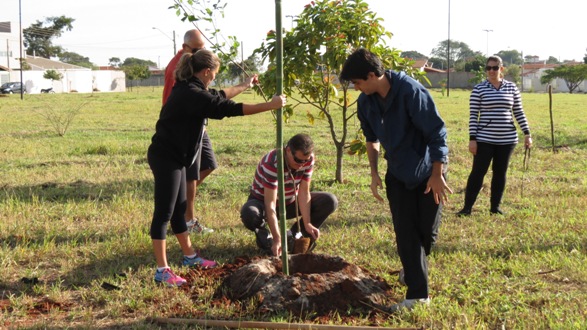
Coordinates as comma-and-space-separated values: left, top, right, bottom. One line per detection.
109, 57, 122, 68
23, 16, 75, 58
19, 59, 31, 70
121, 57, 156, 68
427, 56, 446, 70
546, 56, 561, 64
401, 50, 427, 60
43, 69, 63, 81
468, 67, 486, 86
430, 39, 477, 71
122, 65, 151, 90
171, 0, 239, 88
59, 51, 95, 69
583, 48, 587, 64
254, 0, 427, 183
505, 65, 522, 86
463, 54, 486, 72
496, 49, 523, 66
227, 53, 262, 84
540, 64, 587, 94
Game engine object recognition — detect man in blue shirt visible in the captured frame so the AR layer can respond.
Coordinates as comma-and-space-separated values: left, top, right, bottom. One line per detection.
340, 48, 452, 312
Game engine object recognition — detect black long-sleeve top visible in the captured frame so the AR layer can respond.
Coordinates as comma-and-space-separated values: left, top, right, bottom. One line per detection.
150, 76, 244, 167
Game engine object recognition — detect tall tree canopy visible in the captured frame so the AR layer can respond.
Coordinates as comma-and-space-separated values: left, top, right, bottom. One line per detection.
254, 0, 426, 183
59, 51, 95, 69
496, 50, 523, 66
121, 57, 156, 68
109, 57, 122, 68
430, 40, 477, 71
401, 51, 427, 60
24, 16, 75, 58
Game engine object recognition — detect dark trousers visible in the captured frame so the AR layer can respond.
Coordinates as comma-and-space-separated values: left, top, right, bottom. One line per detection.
463, 142, 516, 210
386, 173, 442, 300
147, 145, 189, 239
240, 192, 338, 237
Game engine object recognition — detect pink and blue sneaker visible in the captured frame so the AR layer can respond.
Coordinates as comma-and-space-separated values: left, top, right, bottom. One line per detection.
182, 254, 218, 269
154, 268, 187, 287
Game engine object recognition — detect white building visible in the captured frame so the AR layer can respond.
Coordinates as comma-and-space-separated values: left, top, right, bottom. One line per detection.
0, 21, 21, 73
0, 21, 125, 93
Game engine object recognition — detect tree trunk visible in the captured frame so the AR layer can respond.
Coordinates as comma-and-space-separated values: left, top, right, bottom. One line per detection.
335, 141, 344, 183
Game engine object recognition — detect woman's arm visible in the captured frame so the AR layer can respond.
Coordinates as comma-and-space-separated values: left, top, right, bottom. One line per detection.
222, 74, 258, 99
242, 95, 286, 115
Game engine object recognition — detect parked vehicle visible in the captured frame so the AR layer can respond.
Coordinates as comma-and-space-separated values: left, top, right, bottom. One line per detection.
40, 87, 55, 93
0, 82, 25, 94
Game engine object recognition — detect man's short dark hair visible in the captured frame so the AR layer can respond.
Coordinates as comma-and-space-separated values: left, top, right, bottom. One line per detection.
287, 133, 314, 155
340, 48, 385, 81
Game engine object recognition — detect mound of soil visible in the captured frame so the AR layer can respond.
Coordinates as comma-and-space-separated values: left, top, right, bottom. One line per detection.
215, 254, 395, 316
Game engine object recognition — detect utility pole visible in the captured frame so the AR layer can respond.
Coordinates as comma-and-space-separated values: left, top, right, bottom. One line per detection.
19, 0, 24, 100
447, 0, 450, 97
483, 29, 493, 56
152, 27, 177, 56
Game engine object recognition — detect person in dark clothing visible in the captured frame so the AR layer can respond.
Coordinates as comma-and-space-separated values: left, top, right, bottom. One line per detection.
148, 49, 286, 287
340, 48, 452, 312
457, 55, 532, 216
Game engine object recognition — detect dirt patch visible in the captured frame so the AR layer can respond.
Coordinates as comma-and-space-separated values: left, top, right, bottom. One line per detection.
207, 254, 394, 316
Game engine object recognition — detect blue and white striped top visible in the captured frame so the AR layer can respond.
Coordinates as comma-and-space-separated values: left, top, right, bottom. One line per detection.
469, 79, 530, 145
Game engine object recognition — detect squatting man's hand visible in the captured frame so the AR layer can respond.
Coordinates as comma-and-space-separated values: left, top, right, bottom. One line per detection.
271, 239, 282, 257
305, 223, 321, 240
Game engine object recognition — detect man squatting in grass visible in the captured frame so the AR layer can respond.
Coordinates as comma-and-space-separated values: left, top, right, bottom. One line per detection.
161, 29, 217, 234
148, 49, 287, 286
240, 133, 338, 256
340, 48, 452, 312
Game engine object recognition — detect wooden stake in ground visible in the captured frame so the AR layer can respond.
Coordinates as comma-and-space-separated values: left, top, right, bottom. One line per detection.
548, 84, 555, 153
146, 317, 424, 330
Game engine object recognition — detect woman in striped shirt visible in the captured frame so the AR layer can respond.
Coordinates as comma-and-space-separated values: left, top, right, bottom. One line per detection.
457, 55, 532, 216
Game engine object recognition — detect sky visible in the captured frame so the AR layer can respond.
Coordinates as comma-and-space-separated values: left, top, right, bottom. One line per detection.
2, 0, 585, 68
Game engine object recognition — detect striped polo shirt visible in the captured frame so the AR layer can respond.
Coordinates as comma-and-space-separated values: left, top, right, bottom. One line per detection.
469, 79, 530, 144
250, 148, 313, 205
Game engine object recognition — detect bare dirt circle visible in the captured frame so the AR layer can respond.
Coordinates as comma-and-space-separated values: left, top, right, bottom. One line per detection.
215, 254, 395, 316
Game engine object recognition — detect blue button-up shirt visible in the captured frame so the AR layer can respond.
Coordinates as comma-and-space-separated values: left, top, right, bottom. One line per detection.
358, 70, 448, 189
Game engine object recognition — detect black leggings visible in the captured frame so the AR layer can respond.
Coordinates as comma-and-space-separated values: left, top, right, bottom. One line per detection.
147, 146, 189, 240
463, 142, 516, 210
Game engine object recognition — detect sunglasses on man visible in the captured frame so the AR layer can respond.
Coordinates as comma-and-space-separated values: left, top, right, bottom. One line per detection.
289, 148, 313, 164
485, 65, 500, 71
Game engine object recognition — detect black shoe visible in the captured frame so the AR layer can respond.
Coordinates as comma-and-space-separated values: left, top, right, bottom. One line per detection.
490, 208, 504, 215
255, 227, 273, 252
456, 208, 471, 217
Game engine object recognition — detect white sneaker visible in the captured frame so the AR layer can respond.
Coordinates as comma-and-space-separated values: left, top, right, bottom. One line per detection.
186, 218, 214, 234
387, 297, 430, 313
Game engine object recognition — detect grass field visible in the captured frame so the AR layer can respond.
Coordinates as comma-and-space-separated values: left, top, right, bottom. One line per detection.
0, 87, 586, 329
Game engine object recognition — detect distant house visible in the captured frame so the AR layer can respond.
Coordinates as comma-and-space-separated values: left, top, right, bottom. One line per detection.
0, 55, 127, 94
522, 61, 586, 93
0, 22, 126, 94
